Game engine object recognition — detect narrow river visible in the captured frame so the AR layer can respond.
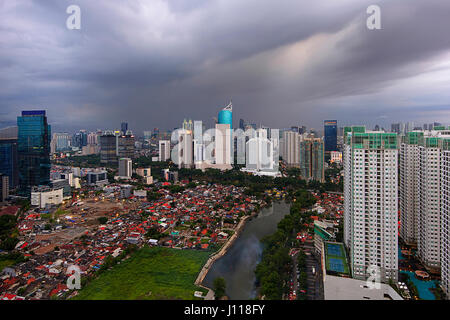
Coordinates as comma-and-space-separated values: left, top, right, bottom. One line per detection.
202, 201, 291, 300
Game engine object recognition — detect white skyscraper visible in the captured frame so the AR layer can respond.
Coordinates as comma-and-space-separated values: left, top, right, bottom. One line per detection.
173, 129, 193, 169
343, 126, 398, 283
159, 140, 171, 162
215, 124, 232, 166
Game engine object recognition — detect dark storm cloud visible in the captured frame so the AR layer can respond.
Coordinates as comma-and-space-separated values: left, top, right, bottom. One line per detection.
0, 0, 450, 133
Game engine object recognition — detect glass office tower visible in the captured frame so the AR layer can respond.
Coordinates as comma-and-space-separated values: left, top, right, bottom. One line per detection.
324, 120, 338, 152
17, 110, 51, 194
0, 139, 18, 189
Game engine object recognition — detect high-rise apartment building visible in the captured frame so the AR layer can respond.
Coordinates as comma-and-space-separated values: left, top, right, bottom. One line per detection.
399, 132, 423, 245
417, 135, 442, 273
17, 110, 51, 194
282, 131, 300, 167
300, 136, 324, 182
343, 126, 398, 283
441, 138, 450, 299
399, 129, 450, 274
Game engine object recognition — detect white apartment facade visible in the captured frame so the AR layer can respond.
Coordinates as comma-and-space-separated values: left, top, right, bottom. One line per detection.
417, 138, 442, 273
399, 132, 421, 245
343, 127, 398, 283
441, 139, 450, 298
282, 131, 300, 167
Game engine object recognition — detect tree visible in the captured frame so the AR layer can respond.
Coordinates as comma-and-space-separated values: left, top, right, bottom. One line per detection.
98, 217, 108, 224
213, 277, 227, 299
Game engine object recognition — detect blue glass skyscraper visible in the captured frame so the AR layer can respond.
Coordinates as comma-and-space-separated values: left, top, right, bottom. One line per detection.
0, 138, 18, 189
324, 120, 338, 152
17, 110, 51, 194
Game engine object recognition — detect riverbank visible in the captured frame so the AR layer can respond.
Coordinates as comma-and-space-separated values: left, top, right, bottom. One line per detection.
194, 206, 263, 299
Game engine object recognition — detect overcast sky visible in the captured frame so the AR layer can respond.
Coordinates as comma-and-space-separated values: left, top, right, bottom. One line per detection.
1, 0, 450, 134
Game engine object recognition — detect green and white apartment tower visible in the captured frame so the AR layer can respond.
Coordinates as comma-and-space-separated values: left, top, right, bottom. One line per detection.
343, 126, 398, 283
399, 128, 450, 288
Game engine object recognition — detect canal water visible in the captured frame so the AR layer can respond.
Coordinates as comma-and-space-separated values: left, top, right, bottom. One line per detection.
202, 201, 291, 300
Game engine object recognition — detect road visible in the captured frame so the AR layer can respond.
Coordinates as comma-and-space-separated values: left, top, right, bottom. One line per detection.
290, 241, 324, 300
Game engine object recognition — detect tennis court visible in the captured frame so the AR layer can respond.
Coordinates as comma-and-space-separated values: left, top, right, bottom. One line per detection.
328, 258, 345, 273
326, 243, 343, 257
324, 242, 350, 275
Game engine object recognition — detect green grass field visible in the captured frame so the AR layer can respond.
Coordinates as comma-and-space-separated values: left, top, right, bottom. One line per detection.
73, 246, 211, 300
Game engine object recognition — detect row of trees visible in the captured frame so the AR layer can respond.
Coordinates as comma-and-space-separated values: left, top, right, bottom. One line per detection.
254, 190, 316, 300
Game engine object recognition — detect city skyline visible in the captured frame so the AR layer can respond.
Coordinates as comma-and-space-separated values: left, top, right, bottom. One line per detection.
1, 0, 450, 134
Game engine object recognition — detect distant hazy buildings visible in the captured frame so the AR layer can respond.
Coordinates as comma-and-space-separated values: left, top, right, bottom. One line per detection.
343, 126, 398, 283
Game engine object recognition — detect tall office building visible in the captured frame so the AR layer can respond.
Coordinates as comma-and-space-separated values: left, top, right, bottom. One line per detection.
300, 136, 324, 182
118, 132, 135, 158
324, 120, 338, 152
282, 131, 300, 167
343, 126, 398, 282
159, 140, 171, 162
99, 132, 118, 165
121, 122, 128, 134
17, 110, 51, 194
118, 158, 132, 178
441, 138, 450, 299
0, 129, 18, 189
218, 101, 233, 129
